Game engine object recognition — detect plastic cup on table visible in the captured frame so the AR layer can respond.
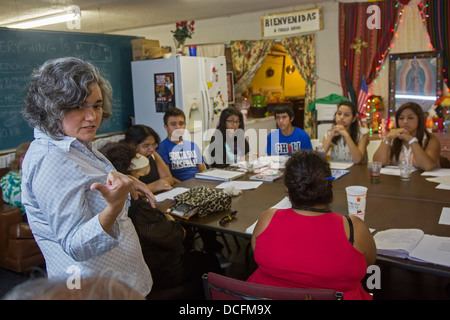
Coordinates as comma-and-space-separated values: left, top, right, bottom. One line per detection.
345, 185, 368, 220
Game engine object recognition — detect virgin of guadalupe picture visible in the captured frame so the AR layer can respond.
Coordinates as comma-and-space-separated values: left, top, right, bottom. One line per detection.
395, 57, 437, 112
406, 60, 426, 95
155, 73, 175, 112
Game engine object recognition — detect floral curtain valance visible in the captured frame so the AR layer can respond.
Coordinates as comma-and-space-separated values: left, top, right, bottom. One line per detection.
230, 40, 274, 94
281, 35, 316, 137
230, 36, 317, 136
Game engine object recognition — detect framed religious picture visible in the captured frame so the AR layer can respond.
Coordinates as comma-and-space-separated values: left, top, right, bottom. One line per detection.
388, 51, 443, 115
154, 73, 175, 113
227, 71, 235, 105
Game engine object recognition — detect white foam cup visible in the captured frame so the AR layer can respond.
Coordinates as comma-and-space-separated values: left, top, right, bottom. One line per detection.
345, 185, 368, 219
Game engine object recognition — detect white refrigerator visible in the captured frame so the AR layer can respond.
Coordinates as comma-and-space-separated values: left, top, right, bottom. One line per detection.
316, 103, 338, 141
131, 55, 228, 143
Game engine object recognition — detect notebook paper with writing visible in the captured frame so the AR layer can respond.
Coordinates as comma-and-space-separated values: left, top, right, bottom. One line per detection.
374, 228, 450, 267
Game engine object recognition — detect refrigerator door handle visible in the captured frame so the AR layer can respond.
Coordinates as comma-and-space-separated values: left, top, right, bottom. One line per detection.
200, 88, 210, 131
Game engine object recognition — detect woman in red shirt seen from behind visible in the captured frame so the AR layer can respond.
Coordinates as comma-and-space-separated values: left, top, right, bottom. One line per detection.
248, 150, 376, 300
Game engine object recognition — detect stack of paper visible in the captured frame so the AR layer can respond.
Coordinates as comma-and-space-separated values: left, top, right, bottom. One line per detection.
374, 229, 425, 259
374, 228, 450, 267
215, 181, 263, 190
329, 162, 354, 170
195, 169, 245, 181
422, 169, 450, 190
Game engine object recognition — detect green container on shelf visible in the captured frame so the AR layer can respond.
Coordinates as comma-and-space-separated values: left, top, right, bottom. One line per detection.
250, 95, 267, 118
251, 95, 267, 107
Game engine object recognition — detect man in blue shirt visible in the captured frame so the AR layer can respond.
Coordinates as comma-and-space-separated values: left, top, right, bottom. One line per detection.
266, 105, 312, 155
158, 108, 206, 181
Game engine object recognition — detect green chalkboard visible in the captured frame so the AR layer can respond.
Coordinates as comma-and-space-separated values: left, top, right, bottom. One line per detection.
0, 28, 138, 151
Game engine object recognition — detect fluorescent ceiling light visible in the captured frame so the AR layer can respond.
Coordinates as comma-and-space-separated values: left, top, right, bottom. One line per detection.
4, 6, 80, 29
395, 94, 437, 101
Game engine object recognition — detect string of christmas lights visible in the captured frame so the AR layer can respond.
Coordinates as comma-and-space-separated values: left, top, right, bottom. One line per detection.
366, 0, 446, 123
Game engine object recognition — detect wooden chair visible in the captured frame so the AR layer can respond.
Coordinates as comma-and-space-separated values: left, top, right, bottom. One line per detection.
202, 272, 343, 300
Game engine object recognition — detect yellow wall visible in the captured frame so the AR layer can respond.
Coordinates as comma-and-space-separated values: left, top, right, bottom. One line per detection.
248, 53, 306, 99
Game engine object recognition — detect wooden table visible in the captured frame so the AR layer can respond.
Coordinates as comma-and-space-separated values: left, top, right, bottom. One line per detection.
158, 176, 286, 239
332, 164, 450, 203
156, 164, 450, 276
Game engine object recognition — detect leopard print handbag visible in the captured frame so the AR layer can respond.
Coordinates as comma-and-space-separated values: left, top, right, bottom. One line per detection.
173, 186, 232, 217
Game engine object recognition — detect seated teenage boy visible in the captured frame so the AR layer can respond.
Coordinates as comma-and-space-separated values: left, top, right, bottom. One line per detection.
266, 105, 313, 155
157, 107, 230, 267
158, 107, 206, 181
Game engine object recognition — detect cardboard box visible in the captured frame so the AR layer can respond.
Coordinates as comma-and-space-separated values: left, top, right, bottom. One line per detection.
131, 39, 163, 60
161, 46, 171, 54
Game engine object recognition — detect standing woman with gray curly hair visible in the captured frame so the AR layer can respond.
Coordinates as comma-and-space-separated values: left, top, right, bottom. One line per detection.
248, 150, 376, 300
21, 57, 155, 297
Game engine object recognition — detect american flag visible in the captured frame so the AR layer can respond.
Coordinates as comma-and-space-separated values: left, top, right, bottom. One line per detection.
357, 76, 369, 117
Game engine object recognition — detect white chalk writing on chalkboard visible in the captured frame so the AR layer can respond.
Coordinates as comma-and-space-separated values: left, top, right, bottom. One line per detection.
0, 29, 138, 150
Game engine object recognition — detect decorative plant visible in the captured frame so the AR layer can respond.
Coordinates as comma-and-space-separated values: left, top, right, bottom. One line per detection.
171, 20, 195, 42
435, 96, 450, 108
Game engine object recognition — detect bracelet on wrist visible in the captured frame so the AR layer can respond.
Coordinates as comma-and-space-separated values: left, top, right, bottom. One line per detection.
409, 137, 418, 145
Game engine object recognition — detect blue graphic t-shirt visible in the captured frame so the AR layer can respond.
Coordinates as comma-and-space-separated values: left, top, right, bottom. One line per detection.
158, 138, 203, 181
266, 127, 313, 155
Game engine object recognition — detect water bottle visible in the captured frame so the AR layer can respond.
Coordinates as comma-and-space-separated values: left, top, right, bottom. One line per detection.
315, 143, 326, 159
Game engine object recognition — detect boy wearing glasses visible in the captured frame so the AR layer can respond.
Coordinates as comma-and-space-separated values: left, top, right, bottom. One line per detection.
158, 107, 206, 181
266, 104, 312, 156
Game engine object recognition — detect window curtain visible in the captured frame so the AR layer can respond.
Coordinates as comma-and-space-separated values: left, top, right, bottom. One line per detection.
339, 1, 400, 101
230, 40, 274, 94
370, 0, 434, 116
195, 43, 225, 57
423, 0, 449, 88
281, 35, 316, 137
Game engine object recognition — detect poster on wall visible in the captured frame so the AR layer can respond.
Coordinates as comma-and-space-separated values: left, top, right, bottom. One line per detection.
261, 7, 322, 38
154, 73, 175, 113
388, 51, 443, 114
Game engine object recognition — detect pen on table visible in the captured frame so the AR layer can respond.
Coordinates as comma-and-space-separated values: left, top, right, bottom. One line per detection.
325, 177, 335, 180
219, 210, 237, 226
